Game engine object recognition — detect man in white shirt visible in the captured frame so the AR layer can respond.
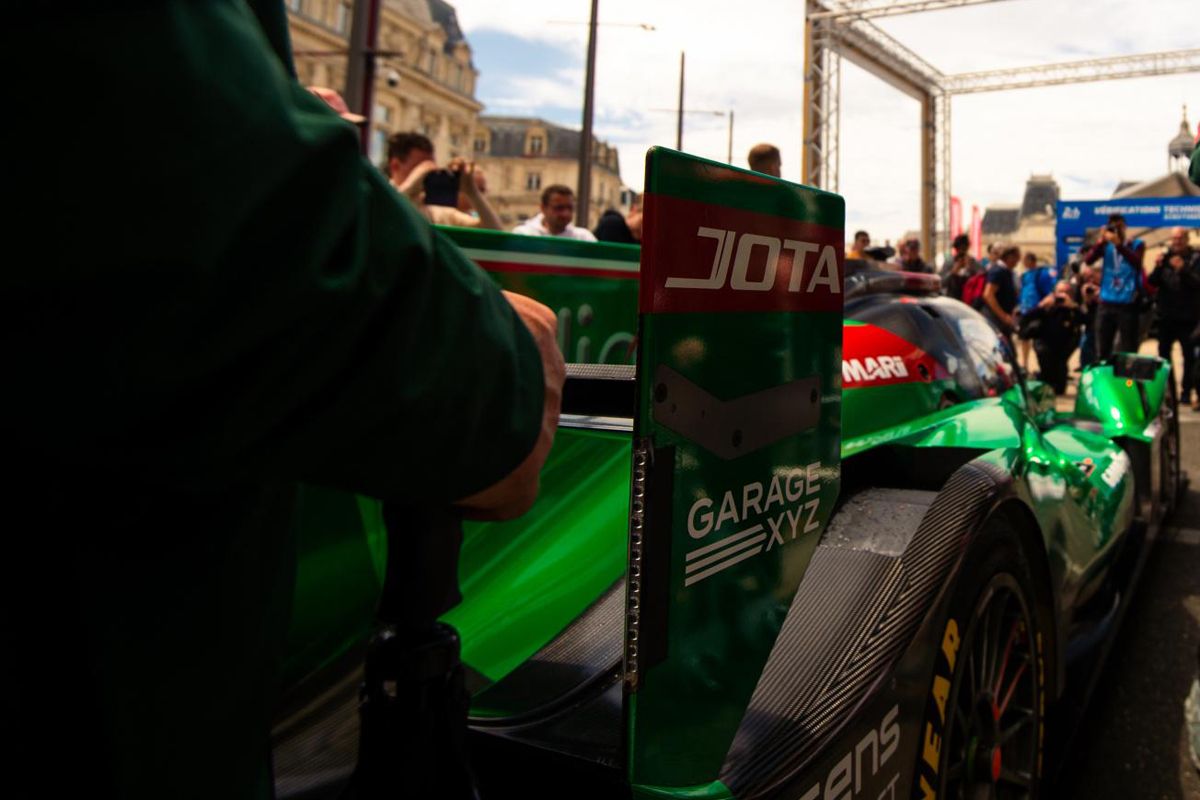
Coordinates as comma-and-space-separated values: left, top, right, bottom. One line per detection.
512, 185, 597, 241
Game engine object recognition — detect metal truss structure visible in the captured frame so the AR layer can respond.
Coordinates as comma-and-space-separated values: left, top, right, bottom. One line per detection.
803, 0, 1200, 258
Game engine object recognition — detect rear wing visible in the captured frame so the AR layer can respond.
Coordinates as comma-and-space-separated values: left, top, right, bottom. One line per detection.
443, 148, 846, 795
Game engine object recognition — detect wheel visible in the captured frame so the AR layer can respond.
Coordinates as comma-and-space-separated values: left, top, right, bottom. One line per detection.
915, 518, 1045, 800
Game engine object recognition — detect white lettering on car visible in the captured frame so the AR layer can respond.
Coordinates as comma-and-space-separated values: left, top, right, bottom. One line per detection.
798, 705, 901, 800
842, 356, 910, 385
665, 228, 841, 293
683, 463, 826, 586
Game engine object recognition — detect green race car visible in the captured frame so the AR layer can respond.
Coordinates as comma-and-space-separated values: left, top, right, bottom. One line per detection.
272, 150, 1182, 800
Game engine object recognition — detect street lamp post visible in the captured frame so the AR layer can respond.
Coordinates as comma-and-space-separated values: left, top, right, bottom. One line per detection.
727, 109, 734, 164
345, 0, 382, 156
677, 51, 685, 151
577, 0, 600, 228
650, 107, 733, 162
559, 12, 655, 228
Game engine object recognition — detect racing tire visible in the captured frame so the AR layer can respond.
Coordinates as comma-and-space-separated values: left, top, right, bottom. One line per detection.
914, 517, 1045, 800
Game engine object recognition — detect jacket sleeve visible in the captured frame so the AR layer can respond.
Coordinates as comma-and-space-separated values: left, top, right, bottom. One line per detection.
1148, 262, 1167, 288
1081, 242, 1105, 265
3, 2, 543, 504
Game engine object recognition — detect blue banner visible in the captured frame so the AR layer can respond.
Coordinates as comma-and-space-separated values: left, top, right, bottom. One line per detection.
1055, 197, 1200, 267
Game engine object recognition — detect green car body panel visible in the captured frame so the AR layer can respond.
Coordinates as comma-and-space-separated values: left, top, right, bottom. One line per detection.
276, 153, 1175, 797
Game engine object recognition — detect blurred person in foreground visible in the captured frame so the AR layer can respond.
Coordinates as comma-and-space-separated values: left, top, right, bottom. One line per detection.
941, 232, 983, 301
1148, 227, 1200, 404
748, 143, 782, 177
1082, 213, 1146, 358
1021, 280, 1084, 395
513, 185, 597, 241
3, 3, 565, 797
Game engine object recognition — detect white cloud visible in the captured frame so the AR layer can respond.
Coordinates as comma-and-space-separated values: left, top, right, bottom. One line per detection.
448, 0, 1198, 239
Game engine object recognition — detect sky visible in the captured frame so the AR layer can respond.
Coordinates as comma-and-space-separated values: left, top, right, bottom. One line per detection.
447, 0, 1198, 241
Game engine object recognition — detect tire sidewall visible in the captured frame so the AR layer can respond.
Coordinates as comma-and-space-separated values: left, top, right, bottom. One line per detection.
912, 517, 1046, 799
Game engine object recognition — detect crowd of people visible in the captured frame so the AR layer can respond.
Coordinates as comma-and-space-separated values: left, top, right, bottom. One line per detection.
382, 127, 1200, 407
849, 218, 1200, 405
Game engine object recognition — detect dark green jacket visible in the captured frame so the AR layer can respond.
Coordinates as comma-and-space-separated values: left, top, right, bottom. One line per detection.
2, 3, 542, 796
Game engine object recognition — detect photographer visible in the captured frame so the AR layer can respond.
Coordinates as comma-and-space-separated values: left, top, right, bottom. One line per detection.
1074, 264, 1102, 368
388, 133, 502, 230
1021, 280, 1084, 394
1082, 213, 1146, 358
1149, 227, 1200, 404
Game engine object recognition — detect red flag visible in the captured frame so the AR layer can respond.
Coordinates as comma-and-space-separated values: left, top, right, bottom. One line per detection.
970, 205, 982, 260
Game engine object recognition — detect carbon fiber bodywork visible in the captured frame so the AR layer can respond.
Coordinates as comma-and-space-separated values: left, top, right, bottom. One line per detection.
721, 466, 1008, 797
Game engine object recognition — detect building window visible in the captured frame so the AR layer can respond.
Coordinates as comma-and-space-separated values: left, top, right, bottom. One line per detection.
450, 134, 460, 147
474, 137, 487, 153
334, 1, 349, 33
289, 0, 302, 11
526, 173, 542, 191
374, 104, 391, 125
370, 128, 387, 166
528, 135, 544, 155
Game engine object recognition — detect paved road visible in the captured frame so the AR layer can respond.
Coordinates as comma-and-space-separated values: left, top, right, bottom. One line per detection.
1055, 408, 1200, 799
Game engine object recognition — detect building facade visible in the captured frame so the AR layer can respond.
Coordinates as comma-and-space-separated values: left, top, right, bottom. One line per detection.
980, 174, 1060, 263
287, 0, 481, 167
473, 116, 628, 229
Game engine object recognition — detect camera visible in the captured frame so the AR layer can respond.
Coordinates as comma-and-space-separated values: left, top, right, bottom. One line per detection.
423, 168, 460, 207
1104, 223, 1119, 233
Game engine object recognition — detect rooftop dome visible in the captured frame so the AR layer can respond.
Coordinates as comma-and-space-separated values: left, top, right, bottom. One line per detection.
1169, 105, 1194, 159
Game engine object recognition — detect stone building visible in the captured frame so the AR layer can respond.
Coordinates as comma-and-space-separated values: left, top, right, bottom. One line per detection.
288, 0, 481, 166
979, 109, 1199, 266
472, 116, 628, 229
980, 174, 1060, 263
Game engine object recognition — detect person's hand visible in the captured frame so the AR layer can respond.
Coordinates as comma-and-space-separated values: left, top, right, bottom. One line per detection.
398, 159, 439, 199
1103, 229, 1119, 245
306, 86, 367, 125
1038, 293, 1055, 308
455, 160, 483, 198
627, 205, 644, 241
455, 291, 565, 520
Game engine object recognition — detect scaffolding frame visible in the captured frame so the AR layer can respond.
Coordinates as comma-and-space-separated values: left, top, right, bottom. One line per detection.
803, 0, 1200, 258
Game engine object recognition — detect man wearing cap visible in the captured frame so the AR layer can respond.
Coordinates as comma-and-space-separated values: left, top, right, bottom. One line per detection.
4, 2, 563, 797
